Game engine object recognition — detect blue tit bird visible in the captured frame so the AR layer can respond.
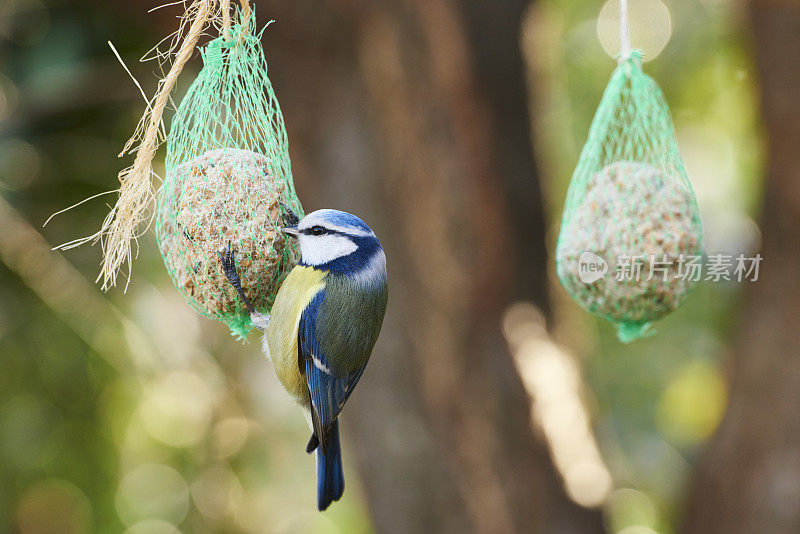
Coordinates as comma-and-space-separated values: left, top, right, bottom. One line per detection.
220, 207, 388, 511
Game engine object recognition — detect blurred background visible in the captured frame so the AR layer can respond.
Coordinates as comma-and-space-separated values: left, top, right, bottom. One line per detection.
1, 0, 798, 533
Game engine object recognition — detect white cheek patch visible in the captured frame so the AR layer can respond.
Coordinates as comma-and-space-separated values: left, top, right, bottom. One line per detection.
299, 234, 358, 265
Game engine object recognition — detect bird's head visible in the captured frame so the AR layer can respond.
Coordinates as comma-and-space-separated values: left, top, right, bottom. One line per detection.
282, 209, 382, 269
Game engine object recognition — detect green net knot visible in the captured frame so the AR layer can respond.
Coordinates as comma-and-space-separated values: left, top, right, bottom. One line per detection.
617, 48, 643, 67
616, 320, 655, 344
227, 312, 255, 341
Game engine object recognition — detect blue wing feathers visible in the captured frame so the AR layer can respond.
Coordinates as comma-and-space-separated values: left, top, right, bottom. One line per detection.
299, 290, 356, 510
299, 290, 366, 448
298, 273, 386, 511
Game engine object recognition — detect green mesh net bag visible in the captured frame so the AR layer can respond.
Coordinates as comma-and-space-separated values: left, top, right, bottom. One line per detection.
555, 50, 703, 342
155, 14, 303, 338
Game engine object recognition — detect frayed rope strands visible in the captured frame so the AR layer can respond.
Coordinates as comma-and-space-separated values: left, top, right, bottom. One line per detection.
49, 0, 251, 292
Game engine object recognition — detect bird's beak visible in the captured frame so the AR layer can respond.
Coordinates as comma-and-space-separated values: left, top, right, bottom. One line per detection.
282, 225, 299, 237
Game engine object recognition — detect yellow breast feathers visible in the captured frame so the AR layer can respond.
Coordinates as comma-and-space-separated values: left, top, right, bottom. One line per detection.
266, 265, 326, 404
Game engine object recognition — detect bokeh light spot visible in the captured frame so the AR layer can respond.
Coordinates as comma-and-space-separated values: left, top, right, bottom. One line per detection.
0, 139, 41, 190
618, 527, 659, 534
503, 302, 614, 508
0, 74, 19, 121
139, 371, 213, 448
124, 519, 182, 534
211, 417, 251, 458
597, 0, 672, 62
656, 360, 727, 445
272, 510, 341, 534
116, 463, 189, 527
0, 0, 50, 46
17, 480, 92, 534
191, 466, 243, 520
605, 488, 658, 533
0, 394, 62, 469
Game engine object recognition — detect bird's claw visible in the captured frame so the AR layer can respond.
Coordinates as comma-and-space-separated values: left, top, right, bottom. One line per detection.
219, 241, 256, 314
218, 241, 240, 287
280, 203, 300, 227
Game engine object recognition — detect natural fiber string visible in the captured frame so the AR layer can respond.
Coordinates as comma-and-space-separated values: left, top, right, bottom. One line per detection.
239, 0, 251, 40
222, 0, 250, 41
619, 0, 632, 61
52, 0, 216, 291
53, 0, 255, 292
103, 0, 212, 291
222, 0, 231, 40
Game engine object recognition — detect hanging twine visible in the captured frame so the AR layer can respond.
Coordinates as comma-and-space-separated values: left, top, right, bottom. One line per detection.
222, 0, 231, 40
52, 0, 252, 291
240, 0, 251, 37
222, 0, 250, 41
619, 0, 632, 62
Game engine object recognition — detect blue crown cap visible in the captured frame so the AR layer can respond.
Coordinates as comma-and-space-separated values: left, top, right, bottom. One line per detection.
312, 209, 373, 233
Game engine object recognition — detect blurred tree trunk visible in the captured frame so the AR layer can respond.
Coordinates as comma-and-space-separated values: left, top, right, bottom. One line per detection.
681, 2, 800, 533
262, 1, 603, 532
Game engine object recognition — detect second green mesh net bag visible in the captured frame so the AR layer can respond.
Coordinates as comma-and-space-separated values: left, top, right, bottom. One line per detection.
555, 50, 703, 342
155, 13, 303, 338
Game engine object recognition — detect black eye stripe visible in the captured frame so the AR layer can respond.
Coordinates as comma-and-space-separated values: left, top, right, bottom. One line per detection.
303, 225, 331, 236
300, 226, 352, 237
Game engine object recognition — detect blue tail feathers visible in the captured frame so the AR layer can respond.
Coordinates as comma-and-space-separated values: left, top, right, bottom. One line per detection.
316, 419, 345, 511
